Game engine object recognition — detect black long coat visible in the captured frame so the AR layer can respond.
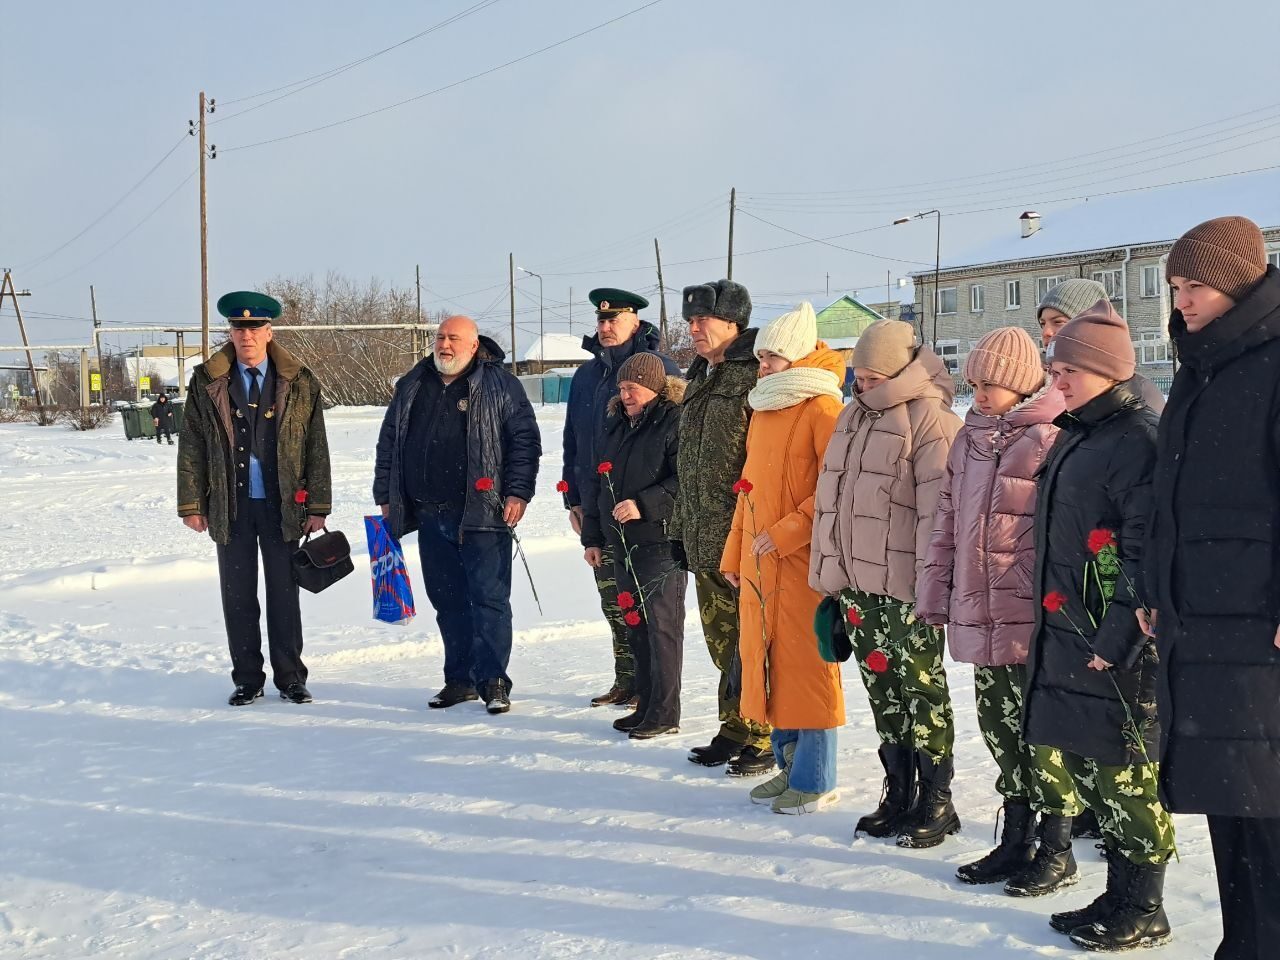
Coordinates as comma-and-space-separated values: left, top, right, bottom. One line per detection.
1023, 383, 1161, 766
1146, 266, 1280, 817
580, 378, 684, 559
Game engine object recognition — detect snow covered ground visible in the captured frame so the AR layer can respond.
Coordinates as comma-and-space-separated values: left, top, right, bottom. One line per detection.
0, 405, 1225, 959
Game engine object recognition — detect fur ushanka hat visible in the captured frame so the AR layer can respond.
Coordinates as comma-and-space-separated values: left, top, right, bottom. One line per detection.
681, 279, 753, 328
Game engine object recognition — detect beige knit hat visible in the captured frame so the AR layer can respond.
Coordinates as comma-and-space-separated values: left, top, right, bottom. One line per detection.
852, 319, 915, 377
756, 301, 818, 362
1044, 299, 1136, 382
964, 327, 1045, 396
1166, 216, 1267, 301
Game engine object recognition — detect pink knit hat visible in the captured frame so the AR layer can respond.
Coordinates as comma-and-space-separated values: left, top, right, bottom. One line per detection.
964, 327, 1045, 396
1044, 299, 1136, 382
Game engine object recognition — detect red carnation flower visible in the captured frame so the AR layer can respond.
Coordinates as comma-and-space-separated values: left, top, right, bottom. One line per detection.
555, 480, 569, 493
865, 650, 889, 674
1087, 528, 1117, 555
617, 591, 636, 610
475, 477, 495, 492
294, 489, 308, 505
733, 478, 754, 495
597, 461, 613, 475
1043, 591, 1068, 614
846, 606, 864, 627
624, 610, 642, 627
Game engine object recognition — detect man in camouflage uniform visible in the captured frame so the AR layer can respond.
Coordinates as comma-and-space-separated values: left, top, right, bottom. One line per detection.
562, 288, 680, 707
671, 279, 773, 777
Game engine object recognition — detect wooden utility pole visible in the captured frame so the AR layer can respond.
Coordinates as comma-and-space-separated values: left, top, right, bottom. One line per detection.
414, 263, 423, 359
886, 270, 892, 319
195, 91, 214, 361
726, 187, 736, 281
89, 284, 105, 403
568, 286, 573, 335
2, 271, 44, 422
508, 253, 517, 374
654, 238, 668, 347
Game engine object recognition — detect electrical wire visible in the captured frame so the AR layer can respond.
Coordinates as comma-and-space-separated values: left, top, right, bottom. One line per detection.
222, 0, 668, 153
736, 210, 933, 265
213, 0, 506, 122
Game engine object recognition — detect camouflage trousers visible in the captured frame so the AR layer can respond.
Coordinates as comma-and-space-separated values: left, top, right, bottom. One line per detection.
593, 543, 634, 690
840, 589, 954, 759
694, 572, 771, 749
974, 664, 1077, 813
1057, 751, 1177, 865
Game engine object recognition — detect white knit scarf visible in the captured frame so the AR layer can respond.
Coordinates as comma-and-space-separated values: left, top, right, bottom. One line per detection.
747, 367, 844, 411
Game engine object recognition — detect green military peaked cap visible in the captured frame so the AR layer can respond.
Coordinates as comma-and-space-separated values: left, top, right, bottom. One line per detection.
217, 291, 283, 328
588, 288, 649, 316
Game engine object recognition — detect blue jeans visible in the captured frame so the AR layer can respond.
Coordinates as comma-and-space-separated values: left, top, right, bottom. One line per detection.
414, 504, 513, 690
772, 728, 838, 794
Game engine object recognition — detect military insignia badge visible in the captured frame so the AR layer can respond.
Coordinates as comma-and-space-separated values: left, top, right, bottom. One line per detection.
600, 300, 610, 310
687, 293, 693, 302
457, 398, 469, 412
243, 309, 251, 318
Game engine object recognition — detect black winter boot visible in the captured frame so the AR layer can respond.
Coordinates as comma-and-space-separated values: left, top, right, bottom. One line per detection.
897, 752, 961, 848
1071, 807, 1104, 839
1003, 814, 1079, 897
855, 743, 915, 838
1069, 860, 1172, 951
726, 745, 776, 778
1050, 844, 1123, 934
956, 799, 1036, 884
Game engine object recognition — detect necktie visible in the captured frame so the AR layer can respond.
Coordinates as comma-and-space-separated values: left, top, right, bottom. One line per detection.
247, 367, 261, 409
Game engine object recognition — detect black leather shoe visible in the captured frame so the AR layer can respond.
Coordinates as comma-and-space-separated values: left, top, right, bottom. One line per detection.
687, 734, 743, 767
279, 682, 313, 704
590, 685, 635, 707
629, 722, 679, 740
228, 685, 264, 706
483, 679, 511, 715
613, 710, 645, 732
726, 745, 776, 778
429, 683, 479, 709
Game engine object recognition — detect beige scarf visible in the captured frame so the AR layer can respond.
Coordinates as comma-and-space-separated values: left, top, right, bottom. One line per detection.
748, 367, 844, 411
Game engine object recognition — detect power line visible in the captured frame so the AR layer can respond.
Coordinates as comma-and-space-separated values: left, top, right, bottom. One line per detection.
213, 0, 506, 122
18, 135, 188, 271
223, 0, 668, 153
33, 170, 197, 289
736, 210, 932, 265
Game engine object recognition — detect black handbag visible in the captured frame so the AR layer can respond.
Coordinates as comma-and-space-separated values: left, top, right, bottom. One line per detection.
292, 528, 354, 594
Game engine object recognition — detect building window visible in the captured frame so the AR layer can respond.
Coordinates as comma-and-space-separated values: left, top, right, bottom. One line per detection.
1092, 269, 1124, 301
971, 284, 984, 313
1006, 280, 1021, 309
1036, 276, 1065, 304
936, 287, 958, 315
1140, 264, 1162, 298
1136, 331, 1170, 366
1269, 250, 1280, 270
935, 339, 965, 374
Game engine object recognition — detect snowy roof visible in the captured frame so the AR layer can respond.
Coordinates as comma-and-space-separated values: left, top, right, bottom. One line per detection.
922, 169, 1280, 274
521, 333, 593, 364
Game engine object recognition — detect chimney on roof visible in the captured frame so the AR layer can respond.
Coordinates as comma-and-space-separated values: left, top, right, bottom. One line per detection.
1020, 211, 1041, 239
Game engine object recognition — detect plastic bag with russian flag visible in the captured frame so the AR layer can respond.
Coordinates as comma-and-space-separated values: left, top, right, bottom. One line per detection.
364, 515, 415, 625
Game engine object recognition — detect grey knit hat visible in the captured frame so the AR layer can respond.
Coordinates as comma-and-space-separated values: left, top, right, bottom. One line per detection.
1037, 278, 1109, 321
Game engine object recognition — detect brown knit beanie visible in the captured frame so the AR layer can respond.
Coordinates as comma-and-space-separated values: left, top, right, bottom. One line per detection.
964, 327, 1045, 396
1166, 216, 1267, 301
852, 319, 915, 377
1044, 299, 1135, 382
616, 352, 667, 394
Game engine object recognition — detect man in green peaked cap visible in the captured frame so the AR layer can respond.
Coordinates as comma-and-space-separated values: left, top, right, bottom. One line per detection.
177, 290, 331, 707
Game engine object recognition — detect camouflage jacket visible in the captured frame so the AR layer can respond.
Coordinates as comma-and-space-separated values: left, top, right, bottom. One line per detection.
671, 327, 759, 571
177, 341, 331, 545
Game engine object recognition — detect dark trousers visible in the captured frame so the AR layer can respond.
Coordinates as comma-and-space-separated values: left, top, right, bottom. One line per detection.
216, 497, 306, 691
155, 425, 173, 442
1208, 814, 1280, 960
615, 546, 686, 726
415, 504, 514, 690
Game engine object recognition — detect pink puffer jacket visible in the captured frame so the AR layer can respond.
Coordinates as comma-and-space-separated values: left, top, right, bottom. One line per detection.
915, 386, 1064, 666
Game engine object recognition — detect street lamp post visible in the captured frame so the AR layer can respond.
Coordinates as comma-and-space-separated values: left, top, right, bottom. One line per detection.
893, 209, 942, 349
516, 266, 545, 379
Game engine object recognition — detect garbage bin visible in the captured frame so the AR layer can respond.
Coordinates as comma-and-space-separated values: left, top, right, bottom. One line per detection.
120, 404, 141, 440
120, 403, 157, 440
169, 399, 185, 434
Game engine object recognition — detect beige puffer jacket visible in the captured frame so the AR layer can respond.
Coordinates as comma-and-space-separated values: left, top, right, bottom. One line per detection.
809, 348, 961, 602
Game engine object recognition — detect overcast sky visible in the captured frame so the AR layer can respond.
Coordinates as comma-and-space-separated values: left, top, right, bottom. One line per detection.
3, 0, 1279, 355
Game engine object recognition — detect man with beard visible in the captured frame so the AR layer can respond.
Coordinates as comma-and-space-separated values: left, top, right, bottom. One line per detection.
374, 315, 541, 714
562, 288, 680, 708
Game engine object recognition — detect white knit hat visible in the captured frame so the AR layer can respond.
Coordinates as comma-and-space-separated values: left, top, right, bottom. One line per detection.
756, 301, 818, 362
